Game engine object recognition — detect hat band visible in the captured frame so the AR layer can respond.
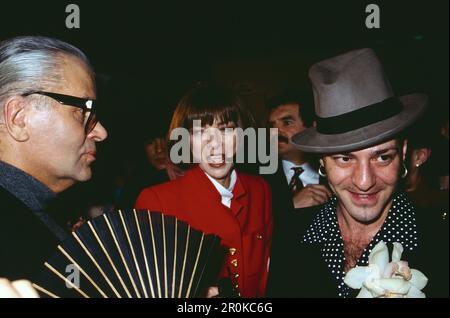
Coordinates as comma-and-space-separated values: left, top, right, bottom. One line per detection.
316, 97, 404, 135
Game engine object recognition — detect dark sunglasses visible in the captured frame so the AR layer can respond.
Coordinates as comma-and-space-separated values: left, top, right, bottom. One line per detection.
22, 91, 99, 134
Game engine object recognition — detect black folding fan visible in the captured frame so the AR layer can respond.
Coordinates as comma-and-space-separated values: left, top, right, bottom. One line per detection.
32, 209, 225, 298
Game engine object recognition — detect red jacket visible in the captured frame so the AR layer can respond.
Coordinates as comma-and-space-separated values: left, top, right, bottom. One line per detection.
135, 166, 272, 297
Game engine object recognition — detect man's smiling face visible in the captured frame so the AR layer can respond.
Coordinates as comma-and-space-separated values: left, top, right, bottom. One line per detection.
322, 139, 407, 223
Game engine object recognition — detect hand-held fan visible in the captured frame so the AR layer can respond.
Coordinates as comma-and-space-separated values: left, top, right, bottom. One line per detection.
32, 209, 225, 298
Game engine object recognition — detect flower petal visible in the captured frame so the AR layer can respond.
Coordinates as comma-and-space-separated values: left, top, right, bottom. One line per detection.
409, 269, 428, 290
392, 242, 404, 262
369, 241, 389, 270
382, 262, 399, 278
395, 261, 412, 280
356, 287, 373, 298
344, 266, 372, 289
406, 285, 426, 298
363, 267, 385, 297
377, 278, 411, 295
364, 281, 385, 297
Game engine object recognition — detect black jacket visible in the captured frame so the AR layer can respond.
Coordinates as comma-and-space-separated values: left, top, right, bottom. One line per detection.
0, 186, 59, 281
263, 164, 296, 235
263, 162, 327, 234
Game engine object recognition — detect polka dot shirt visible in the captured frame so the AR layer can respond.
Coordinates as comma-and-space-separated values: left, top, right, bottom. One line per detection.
302, 192, 419, 298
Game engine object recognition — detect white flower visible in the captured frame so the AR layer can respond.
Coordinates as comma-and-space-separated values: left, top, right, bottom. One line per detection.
343, 241, 428, 298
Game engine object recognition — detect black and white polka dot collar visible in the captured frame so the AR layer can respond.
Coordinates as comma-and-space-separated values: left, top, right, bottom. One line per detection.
302, 192, 419, 298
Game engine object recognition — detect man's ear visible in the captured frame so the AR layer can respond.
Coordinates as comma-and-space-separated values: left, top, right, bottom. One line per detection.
401, 139, 408, 162
3, 96, 30, 142
413, 148, 432, 167
319, 157, 325, 167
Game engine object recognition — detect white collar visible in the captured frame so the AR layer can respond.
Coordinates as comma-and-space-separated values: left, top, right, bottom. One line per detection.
204, 169, 237, 208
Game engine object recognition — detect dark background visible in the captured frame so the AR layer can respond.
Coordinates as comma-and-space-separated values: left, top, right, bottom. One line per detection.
1, 1, 448, 223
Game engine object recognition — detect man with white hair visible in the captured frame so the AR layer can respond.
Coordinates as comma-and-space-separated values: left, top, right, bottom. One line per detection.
0, 36, 108, 281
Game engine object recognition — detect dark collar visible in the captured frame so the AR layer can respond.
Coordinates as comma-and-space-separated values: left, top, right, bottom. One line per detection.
0, 160, 67, 241
0, 160, 56, 212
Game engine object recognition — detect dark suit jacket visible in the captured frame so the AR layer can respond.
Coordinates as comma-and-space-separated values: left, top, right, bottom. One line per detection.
262, 164, 295, 234
263, 163, 329, 292
263, 163, 327, 234
0, 186, 59, 280
266, 200, 449, 298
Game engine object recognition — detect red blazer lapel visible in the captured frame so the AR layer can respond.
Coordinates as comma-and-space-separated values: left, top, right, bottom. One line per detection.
182, 166, 241, 247
230, 173, 247, 217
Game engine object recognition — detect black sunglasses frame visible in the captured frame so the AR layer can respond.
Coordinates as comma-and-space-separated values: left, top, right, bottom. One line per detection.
22, 91, 98, 134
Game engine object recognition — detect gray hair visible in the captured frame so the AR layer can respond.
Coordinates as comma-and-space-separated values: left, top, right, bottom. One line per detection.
0, 36, 95, 106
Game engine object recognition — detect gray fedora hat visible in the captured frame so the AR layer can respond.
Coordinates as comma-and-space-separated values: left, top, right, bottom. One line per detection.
292, 48, 427, 153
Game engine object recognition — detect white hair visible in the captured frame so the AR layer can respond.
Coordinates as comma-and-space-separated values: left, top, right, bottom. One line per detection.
0, 36, 95, 108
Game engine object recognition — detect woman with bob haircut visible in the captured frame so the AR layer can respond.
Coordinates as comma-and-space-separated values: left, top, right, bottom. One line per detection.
135, 85, 272, 298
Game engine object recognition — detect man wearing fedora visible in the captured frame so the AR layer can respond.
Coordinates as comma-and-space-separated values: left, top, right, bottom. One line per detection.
266, 48, 448, 298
